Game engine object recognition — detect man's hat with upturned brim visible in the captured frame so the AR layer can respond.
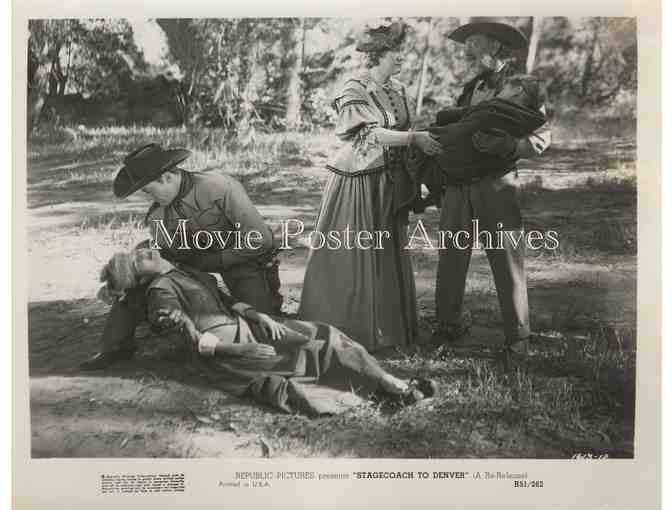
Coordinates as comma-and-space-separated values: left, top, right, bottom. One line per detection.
113, 143, 191, 198
448, 21, 529, 50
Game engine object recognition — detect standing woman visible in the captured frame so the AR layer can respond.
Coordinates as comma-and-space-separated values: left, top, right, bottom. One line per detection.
298, 21, 443, 352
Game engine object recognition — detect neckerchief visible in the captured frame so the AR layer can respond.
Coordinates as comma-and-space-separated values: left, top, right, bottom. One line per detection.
458, 62, 513, 107
143, 169, 195, 226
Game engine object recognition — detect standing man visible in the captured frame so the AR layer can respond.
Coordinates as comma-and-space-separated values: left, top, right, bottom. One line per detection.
81, 143, 282, 370
433, 20, 551, 354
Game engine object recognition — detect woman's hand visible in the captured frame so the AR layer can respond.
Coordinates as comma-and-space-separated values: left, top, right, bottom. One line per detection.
412, 131, 444, 156
239, 343, 277, 360
256, 313, 287, 342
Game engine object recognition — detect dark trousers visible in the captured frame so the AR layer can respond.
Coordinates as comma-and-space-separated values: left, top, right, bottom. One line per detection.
101, 262, 277, 353
435, 172, 530, 341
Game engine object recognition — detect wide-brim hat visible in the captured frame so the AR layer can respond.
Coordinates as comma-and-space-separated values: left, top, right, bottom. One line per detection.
448, 21, 529, 50
113, 143, 191, 198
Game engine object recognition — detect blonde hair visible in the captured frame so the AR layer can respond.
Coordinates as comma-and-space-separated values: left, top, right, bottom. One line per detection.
99, 252, 138, 294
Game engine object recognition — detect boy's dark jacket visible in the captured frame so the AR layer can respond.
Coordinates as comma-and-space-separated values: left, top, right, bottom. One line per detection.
418, 98, 546, 188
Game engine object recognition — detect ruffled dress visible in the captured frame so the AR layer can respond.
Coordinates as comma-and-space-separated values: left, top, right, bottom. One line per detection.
298, 75, 419, 352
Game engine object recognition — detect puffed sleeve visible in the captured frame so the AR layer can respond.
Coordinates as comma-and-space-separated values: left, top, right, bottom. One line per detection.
332, 80, 380, 143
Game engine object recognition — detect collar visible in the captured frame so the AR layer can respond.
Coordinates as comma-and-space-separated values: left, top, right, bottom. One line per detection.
173, 169, 194, 204
145, 267, 187, 291
480, 61, 509, 79
146, 169, 194, 215
473, 61, 511, 90
354, 72, 404, 95
145, 170, 194, 224
492, 59, 507, 73
166, 170, 194, 213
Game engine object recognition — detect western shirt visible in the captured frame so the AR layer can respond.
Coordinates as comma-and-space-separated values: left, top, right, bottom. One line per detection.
145, 170, 275, 271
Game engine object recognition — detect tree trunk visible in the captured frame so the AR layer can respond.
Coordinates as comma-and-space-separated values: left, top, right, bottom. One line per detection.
284, 18, 305, 130
57, 73, 68, 96
49, 58, 68, 96
27, 44, 51, 134
172, 81, 189, 126
415, 19, 434, 118
48, 64, 58, 97
156, 19, 203, 128
62, 37, 73, 96
236, 23, 263, 145
526, 17, 544, 73
580, 24, 599, 99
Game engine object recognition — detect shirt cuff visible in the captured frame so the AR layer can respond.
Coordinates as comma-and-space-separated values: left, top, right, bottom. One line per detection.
231, 302, 254, 317
514, 138, 530, 158
198, 331, 220, 357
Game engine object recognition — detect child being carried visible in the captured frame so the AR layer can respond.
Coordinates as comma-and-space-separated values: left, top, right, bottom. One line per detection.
412, 74, 549, 209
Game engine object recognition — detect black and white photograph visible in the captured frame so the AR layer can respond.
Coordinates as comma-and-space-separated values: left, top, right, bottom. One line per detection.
25, 16, 639, 460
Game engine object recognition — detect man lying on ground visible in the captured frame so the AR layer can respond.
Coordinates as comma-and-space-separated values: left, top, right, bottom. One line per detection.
96, 248, 438, 416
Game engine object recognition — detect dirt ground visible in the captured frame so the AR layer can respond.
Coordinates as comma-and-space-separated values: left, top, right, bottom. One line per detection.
26, 128, 636, 458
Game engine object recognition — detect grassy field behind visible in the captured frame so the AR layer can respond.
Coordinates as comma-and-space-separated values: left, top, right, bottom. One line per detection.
27, 122, 636, 458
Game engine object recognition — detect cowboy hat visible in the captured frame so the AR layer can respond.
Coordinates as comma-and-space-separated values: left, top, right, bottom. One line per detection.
448, 21, 529, 50
113, 143, 191, 198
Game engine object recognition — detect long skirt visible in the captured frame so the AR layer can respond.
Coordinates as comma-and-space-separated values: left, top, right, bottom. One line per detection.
297, 170, 418, 352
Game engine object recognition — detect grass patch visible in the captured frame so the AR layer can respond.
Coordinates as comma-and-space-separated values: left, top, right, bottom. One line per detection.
184, 330, 635, 458
27, 125, 637, 458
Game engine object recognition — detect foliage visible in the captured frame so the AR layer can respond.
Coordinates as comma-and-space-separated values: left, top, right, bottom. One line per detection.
534, 18, 636, 107
28, 19, 145, 98
157, 18, 309, 131
68, 19, 147, 97
29, 17, 637, 131
28, 124, 636, 458
27, 19, 147, 132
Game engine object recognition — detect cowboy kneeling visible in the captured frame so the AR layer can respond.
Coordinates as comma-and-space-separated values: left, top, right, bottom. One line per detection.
81, 143, 282, 370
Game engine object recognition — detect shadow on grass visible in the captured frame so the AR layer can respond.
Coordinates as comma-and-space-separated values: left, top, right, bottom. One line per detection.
28, 295, 635, 458
26, 130, 637, 458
